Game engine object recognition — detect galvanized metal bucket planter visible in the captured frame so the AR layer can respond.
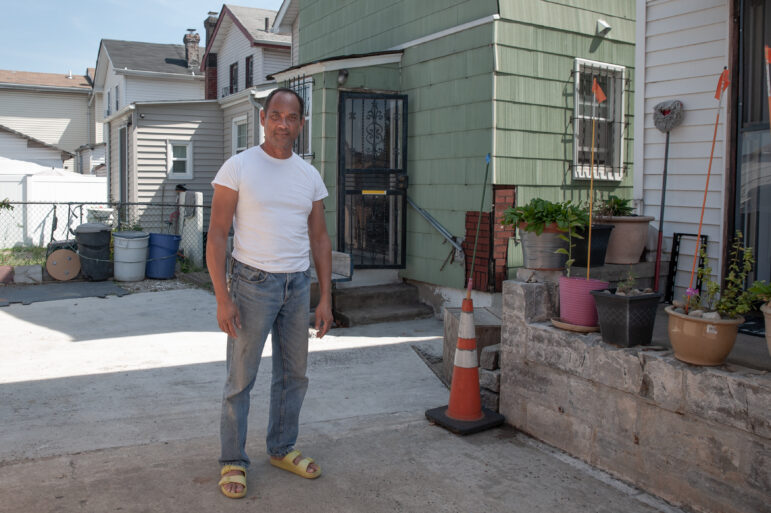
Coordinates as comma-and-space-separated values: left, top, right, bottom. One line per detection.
591, 289, 661, 347
518, 223, 568, 271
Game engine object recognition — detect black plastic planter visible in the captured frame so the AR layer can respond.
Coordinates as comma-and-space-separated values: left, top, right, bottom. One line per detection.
590, 289, 662, 347
572, 224, 614, 268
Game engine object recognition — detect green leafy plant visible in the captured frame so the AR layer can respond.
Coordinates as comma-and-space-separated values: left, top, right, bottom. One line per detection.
686, 232, 754, 319
0, 198, 13, 211
595, 195, 634, 217
554, 205, 589, 277
616, 267, 638, 294
502, 198, 589, 235
749, 280, 771, 304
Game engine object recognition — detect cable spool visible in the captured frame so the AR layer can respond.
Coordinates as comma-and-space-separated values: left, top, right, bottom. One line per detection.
46, 249, 80, 281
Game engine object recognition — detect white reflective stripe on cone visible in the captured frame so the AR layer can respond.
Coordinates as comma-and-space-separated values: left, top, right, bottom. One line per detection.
454, 348, 477, 368
459, 311, 475, 339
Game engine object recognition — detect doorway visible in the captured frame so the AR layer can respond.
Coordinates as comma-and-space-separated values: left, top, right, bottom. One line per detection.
337, 92, 408, 268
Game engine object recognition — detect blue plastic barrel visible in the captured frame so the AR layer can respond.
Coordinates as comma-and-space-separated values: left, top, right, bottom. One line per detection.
145, 233, 181, 279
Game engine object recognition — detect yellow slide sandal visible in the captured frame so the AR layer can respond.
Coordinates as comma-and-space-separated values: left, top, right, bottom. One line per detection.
218, 464, 247, 499
269, 449, 321, 479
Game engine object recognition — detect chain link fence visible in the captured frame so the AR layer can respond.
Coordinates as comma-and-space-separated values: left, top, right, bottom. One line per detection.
0, 201, 210, 270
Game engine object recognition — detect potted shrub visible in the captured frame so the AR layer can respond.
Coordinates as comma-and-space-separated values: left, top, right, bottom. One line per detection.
665, 233, 754, 366
591, 268, 662, 347
749, 280, 771, 356
501, 198, 587, 271
556, 206, 609, 328
594, 195, 654, 265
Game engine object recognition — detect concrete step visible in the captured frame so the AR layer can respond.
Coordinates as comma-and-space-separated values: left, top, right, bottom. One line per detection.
333, 282, 423, 311
335, 302, 435, 327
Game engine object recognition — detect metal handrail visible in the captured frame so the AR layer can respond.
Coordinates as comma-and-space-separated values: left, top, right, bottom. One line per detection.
406, 196, 463, 253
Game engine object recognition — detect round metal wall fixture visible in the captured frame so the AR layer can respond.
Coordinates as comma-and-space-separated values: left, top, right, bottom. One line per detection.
653, 100, 684, 133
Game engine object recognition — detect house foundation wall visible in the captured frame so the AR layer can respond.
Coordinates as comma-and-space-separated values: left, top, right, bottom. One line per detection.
500, 279, 771, 513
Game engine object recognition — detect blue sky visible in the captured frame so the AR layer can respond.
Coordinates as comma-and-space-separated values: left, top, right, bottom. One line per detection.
0, 0, 284, 75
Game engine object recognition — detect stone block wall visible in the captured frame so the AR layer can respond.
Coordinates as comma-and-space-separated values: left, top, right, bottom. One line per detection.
500, 280, 771, 513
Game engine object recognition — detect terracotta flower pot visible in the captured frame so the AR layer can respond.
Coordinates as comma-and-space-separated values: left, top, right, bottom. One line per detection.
595, 215, 654, 265
665, 306, 743, 366
559, 276, 609, 327
761, 302, 771, 357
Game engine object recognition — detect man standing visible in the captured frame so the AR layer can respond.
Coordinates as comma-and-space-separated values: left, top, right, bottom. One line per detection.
207, 88, 332, 499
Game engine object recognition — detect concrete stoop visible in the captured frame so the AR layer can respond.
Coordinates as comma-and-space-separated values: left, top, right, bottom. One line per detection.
333, 282, 434, 326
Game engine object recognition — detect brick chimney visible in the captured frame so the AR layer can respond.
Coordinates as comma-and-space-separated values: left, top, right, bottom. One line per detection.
204, 12, 218, 48
183, 30, 200, 70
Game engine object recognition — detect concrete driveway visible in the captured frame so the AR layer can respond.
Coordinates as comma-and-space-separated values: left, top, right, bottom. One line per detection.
0, 288, 684, 513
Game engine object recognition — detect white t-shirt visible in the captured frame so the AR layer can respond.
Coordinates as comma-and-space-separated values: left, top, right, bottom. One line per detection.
212, 145, 328, 273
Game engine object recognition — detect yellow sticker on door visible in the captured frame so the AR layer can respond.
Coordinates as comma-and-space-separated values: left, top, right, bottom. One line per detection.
362, 190, 386, 195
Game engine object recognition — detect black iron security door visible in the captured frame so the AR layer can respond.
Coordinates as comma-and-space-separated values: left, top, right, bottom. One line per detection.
338, 92, 407, 268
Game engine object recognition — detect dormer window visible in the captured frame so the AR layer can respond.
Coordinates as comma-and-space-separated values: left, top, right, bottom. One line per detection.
229, 63, 238, 94
245, 56, 253, 88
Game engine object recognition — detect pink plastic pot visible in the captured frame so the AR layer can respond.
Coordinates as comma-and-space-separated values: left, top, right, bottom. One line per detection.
559, 276, 609, 327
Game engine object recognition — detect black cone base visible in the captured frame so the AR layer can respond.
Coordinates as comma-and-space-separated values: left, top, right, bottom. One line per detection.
425, 406, 505, 435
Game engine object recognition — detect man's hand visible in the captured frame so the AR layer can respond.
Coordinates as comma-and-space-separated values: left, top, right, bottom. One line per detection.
217, 296, 241, 338
314, 298, 333, 338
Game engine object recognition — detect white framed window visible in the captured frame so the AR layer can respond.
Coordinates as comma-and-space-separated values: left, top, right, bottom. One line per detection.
573, 58, 625, 181
290, 78, 312, 158
167, 140, 193, 180
232, 115, 248, 155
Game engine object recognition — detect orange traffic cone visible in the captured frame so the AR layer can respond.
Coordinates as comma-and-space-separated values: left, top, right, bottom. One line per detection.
426, 297, 504, 435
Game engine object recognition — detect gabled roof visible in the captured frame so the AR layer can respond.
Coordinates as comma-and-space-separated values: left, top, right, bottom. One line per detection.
0, 69, 92, 91
101, 40, 205, 75
0, 124, 74, 158
272, 0, 297, 34
201, 5, 290, 70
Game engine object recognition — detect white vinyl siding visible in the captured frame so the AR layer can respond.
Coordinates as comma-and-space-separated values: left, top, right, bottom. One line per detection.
102, 60, 125, 119
217, 19, 253, 98
0, 89, 89, 153
223, 102, 256, 157
263, 48, 291, 83
126, 77, 204, 103
636, 0, 729, 300
0, 130, 67, 167
133, 102, 223, 208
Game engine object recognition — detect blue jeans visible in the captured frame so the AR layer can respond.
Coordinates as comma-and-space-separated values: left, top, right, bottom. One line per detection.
219, 259, 311, 468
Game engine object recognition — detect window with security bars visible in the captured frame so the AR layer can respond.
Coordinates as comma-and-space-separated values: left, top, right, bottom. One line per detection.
573, 59, 625, 181
286, 76, 312, 157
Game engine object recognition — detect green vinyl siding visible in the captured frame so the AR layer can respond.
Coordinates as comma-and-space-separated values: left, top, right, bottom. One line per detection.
397, 21, 494, 287
494, 1, 635, 208
299, 0, 498, 64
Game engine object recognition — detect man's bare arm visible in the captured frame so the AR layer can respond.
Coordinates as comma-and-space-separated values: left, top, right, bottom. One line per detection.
308, 199, 333, 338
207, 184, 240, 337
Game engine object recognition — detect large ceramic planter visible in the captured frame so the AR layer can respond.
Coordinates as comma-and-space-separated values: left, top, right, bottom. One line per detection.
518, 222, 568, 271
591, 290, 661, 347
572, 224, 614, 268
665, 306, 743, 366
762, 302, 771, 356
595, 215, 654, 265
559, 276, 609, 327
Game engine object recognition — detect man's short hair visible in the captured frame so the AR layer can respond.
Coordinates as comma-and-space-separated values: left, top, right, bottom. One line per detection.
263, 87, 305, 117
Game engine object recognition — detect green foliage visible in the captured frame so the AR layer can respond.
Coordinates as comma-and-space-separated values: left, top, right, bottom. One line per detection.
0, 198, 13, 211
555, 206, 589, 277
502, 198, 589, 235
687, 232, 754, 319
616, 267, 637, 294
0, 245, 47, 266
596, 195, 634, 217
749, 280, 771, 303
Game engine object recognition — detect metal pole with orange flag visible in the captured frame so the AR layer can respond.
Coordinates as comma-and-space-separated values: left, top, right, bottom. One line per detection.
765, 46, 771, 139
586, 77, 607, 280
686, 67, 730, 312
426, 154, 504, 435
